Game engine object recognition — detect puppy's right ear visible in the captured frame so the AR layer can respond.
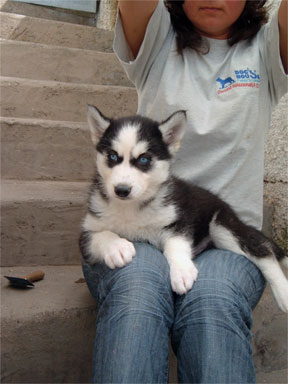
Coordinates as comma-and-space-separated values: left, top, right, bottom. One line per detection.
159, 110, 186, 156
87, 105, 111, 145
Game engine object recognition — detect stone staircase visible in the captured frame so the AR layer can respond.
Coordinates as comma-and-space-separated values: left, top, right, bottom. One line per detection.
0, 4, 135, 383
0, 2, 287, 383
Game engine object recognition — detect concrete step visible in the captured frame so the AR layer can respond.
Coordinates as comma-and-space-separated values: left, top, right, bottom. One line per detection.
0, 11, 113, 51
1, 117, 95, 181
0, 39, 132, 87
0, 76, 137, 121
1, 265, 97, 383
256, 369, 288, 383
1, 180, 89, 266
1, 0, 96, 26
1, 266, 287, 384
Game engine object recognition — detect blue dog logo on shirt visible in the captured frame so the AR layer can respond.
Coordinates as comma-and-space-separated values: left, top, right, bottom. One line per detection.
216, 77, 235, 89
217, 69, 260, 94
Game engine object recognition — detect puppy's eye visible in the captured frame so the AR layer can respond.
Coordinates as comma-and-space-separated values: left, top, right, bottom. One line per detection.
108, 152, 118, 162
138, 155, 150, 166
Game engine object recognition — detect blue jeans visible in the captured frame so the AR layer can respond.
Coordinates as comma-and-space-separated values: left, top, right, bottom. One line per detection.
82, 242, 265, 384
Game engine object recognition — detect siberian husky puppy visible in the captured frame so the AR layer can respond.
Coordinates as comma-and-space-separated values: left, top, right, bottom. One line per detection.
79, 105, 288, 312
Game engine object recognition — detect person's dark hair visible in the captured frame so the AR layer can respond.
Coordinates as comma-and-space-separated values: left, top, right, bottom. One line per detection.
164, 0, 269, 54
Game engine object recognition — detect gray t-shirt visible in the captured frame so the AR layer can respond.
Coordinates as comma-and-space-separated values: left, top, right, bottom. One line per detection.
113, 0, 287, 229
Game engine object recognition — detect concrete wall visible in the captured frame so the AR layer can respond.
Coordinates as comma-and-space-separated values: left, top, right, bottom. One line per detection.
261, 0, 288, 252
264, 94, 288, 252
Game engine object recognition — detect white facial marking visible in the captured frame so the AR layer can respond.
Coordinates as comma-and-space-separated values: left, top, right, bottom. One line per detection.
112, 124, 139, 158
132, 141, 148, 159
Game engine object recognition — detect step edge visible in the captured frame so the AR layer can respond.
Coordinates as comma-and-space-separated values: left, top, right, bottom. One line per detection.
1, 179, 91, 203
0, 115, 88, 130
0, 11, 109, 33
0, 37, 116, 57
0, 75, 135, 90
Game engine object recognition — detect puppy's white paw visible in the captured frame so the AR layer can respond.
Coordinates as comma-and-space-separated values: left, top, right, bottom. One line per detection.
170, 261, 198, 295
103, 238, 136, 269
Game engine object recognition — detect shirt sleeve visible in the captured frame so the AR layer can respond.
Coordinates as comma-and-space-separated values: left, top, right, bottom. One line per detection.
113, 0, 171, 90
259, 4, 288, 107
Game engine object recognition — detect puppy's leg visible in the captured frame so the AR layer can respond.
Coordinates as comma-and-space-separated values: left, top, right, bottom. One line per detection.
209, 213, 288, 312
163, 235, 198, 295
80, 230, 136, 269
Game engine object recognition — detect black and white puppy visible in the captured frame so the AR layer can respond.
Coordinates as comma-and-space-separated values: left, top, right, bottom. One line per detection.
80, 105, 288, 312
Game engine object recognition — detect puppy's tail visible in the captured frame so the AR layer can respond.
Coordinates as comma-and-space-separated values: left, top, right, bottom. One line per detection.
210, 211, 288, 312
280, 255, 288, 269
249, 254, 288, 313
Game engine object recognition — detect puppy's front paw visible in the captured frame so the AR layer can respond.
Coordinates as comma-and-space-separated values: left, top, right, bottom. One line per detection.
170, 261, 198, 295
103, 238, 136, 269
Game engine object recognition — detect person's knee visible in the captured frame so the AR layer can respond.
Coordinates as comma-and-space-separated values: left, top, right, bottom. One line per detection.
194, 248, 266, 309
110, 243, 172, 302
83, 242, 173, 318
174, 249, 266, 338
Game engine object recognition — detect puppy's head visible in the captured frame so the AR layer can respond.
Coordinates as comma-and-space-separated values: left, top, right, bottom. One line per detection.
87, 105, 186, 202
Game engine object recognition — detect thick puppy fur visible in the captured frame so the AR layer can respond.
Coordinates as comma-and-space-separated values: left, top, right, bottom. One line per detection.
80, 105, 288, 312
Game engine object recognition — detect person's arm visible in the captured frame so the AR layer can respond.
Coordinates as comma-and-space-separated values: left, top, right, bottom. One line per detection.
278, 0, 288, 73
118, 0, 159, 58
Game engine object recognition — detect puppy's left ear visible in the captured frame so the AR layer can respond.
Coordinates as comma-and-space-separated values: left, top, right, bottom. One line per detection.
159, 110, 187, 155
87, 105, 111, 145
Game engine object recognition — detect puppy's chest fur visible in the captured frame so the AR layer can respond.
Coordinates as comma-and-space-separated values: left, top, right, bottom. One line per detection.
87, 191, 177, 246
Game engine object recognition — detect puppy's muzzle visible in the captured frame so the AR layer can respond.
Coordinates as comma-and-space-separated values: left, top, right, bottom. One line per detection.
114, 184, 132, 199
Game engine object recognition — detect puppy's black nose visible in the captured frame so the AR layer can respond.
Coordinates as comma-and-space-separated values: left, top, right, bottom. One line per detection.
114, 184, 132, 198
